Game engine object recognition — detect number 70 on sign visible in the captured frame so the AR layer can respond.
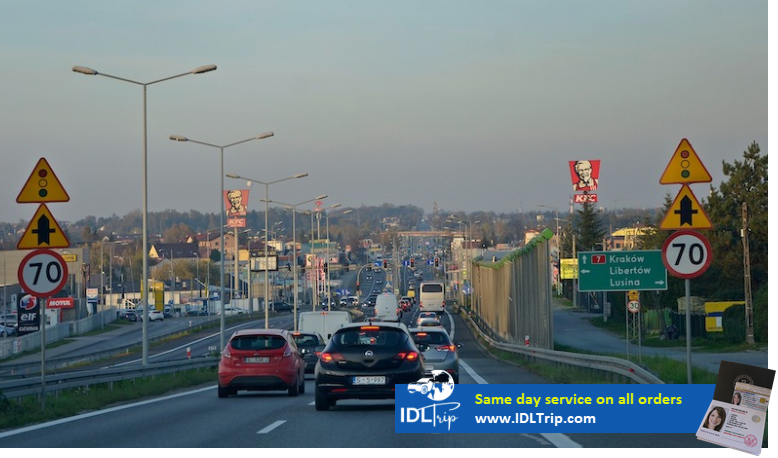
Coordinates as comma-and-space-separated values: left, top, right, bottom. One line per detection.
661, 230, 712, 279
17, 249, 69, 297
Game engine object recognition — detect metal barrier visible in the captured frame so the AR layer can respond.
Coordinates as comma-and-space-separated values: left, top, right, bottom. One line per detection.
459, 309, 664, 384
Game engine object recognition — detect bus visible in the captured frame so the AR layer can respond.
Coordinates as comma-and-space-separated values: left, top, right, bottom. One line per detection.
418, 281, 445, 314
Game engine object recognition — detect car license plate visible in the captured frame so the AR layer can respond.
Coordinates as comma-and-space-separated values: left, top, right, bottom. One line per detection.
425, 365, 434, 370
245, 357, 269, 363
353, 376, 386, 385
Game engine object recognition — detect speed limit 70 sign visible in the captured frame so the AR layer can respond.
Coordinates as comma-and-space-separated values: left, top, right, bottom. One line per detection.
17, 249, 69, 297
661, 230, 712, 279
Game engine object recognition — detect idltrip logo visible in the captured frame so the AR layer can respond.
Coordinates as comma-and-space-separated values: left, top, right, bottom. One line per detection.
400, 371, 460, 430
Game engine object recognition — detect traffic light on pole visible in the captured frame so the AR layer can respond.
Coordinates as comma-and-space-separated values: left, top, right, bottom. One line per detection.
410, 258, 415, 268
383, 259, 388, 269
434, 257, 439, 268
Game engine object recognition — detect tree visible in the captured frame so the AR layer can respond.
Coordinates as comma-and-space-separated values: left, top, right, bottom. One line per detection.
703, 142, 767, 296
574, 202, 607, 252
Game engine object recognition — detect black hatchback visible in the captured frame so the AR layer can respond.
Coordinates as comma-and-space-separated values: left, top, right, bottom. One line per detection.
314, 322, 425, 411
292, 331, 326, 373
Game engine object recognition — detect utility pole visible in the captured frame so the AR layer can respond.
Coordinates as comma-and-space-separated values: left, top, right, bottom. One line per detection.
742, 202, 755, 345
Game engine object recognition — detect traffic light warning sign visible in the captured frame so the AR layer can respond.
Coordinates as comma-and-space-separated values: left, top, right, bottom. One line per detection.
17, 158, 70, 203
659, 138, 712, 185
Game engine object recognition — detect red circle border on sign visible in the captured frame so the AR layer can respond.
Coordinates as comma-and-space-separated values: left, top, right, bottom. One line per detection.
17, 249, 69, 297
661, 230, 713, 279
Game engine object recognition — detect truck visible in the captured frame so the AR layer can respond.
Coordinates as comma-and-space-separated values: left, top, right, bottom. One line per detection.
298, 311, 351, 343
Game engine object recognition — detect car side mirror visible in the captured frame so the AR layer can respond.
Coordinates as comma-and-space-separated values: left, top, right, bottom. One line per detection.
417, 343, 430, 352
300, 348, 308, 355
455, 342, 463, 348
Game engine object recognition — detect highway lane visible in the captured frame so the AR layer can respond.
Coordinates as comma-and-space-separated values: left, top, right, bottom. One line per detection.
0, 307, 713, 448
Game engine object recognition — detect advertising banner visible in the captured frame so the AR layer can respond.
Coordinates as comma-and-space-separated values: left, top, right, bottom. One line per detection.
16, 294, 40, 335
396, 382, 714, 433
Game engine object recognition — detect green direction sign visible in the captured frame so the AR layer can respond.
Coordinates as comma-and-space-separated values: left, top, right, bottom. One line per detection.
577, 250, 667, 292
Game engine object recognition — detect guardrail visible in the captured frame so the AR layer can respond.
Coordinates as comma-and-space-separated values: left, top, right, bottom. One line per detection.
458, 307, 664, 384
0, 306, 661, 404
0, 358, 219, 401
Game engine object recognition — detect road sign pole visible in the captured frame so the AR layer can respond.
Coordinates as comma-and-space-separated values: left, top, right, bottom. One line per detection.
685, 279, 692, 384
40, 295, 46, 411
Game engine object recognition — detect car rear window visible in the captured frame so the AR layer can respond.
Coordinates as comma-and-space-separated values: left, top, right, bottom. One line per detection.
412, 331, 450, 345
230, 335, 287, 351
334, 328, 407, 347
293, 335, 320, 346
421, 283, 443, 293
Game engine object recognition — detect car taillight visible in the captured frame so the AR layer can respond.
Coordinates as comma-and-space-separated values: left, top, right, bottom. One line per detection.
396, 351, 419, 361
321, 352, 345, 363
436, 345, 457, 352
442, 301, 445, 307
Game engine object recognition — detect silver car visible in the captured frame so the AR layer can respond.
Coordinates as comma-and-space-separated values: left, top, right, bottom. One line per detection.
0, 323, 16, 337
409, 328, 462, 384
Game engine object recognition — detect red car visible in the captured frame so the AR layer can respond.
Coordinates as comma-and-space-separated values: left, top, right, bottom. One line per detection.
399, 299, 412, 312
218, 329, 306, 398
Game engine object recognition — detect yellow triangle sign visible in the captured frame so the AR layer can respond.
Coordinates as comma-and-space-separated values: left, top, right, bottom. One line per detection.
660, 185, 712, 230
17, 158, 70, 203
659, 138, 713, 185
17, 204, 71, 249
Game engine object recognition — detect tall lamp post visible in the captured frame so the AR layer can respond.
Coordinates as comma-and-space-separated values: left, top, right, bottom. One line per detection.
323, 204, 343, 311
168, 133, 273, 350
262, 195, 327, 329
226, 172, 309, 329
73, 63, 217, 365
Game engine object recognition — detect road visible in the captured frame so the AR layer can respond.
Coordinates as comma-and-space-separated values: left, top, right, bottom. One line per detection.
0, 305, 716, 448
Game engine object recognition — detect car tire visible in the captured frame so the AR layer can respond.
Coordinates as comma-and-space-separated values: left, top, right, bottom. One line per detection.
421, 385, 429, 394
218, 385, 231, 398
299, 377, 306, 394
453, 374, 459, 384
288, 378, 300, 397
314, 390, 330, 411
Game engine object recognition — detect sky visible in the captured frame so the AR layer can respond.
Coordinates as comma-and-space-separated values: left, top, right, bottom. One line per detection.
0, 1, 767, 224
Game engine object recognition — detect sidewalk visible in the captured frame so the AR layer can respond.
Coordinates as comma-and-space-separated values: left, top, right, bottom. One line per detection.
552, 300, 768, 375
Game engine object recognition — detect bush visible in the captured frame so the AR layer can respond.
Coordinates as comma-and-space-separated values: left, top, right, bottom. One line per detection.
722, 304, 746, 343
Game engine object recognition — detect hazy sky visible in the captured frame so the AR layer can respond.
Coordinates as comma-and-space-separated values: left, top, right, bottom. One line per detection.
0, 1, 767, 224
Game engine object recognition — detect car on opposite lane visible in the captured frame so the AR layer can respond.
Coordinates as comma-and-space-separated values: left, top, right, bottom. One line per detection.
314, 322, 425, 411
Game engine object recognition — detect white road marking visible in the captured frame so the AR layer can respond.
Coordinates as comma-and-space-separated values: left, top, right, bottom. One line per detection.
257, 420, 286, 434
458, 359, 489, 385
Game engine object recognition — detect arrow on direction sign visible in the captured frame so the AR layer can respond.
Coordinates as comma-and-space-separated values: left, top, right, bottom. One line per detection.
580, 269, 590, 274
581, 255, 588, 264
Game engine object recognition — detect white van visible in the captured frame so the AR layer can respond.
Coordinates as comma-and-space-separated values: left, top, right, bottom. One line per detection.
418, 282, 445, 314
298, 311, 351, 343
374, 293, 400, 322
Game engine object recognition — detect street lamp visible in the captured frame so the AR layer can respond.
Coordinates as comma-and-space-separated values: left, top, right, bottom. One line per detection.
73, 63, 217, 365
323, 204, 342, 311
262, 195, 327, 329
169, 132, 273, 350
226, 172, 309, 329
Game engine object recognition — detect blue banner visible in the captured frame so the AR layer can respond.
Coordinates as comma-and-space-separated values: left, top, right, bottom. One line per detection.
396, 383, 714, 433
